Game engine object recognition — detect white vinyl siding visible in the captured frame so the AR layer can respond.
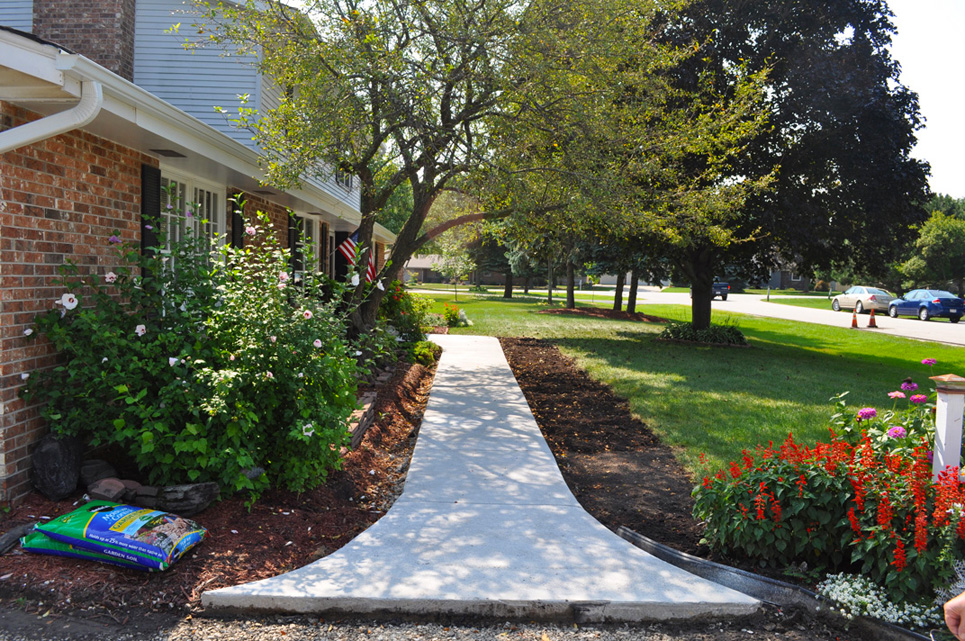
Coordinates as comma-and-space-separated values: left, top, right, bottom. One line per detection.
0, 1, 34, 32
134, 0, 261, 147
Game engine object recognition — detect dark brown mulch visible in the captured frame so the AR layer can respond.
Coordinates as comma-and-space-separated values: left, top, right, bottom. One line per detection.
500, 335, 706, 557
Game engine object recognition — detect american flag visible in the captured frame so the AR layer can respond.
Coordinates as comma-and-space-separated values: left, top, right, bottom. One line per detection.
336, 229, 376, 283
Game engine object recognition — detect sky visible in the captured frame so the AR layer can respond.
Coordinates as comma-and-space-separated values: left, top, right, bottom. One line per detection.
888, 0, 965, 199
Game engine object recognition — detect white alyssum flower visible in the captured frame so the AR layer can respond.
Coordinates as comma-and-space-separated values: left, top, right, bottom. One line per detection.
817, 573, 941, 630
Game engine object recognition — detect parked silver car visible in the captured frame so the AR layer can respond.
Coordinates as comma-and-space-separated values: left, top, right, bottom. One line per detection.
831, 286, 896, 313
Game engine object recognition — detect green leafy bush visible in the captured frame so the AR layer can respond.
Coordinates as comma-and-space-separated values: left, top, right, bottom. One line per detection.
693, 369, 965, 605
443, 303, 461, 327
407, 341, 441, 365
659, 321, 747, 345
378, 280, 431, 343
21, 206, 359, 498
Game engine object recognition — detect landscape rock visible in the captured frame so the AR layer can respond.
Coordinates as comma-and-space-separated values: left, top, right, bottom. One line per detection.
31, 434, 83, 500
79, 459, 117, 486
134, 482, 220, 516
88, 477, 127, 502
120, 479, 143, 502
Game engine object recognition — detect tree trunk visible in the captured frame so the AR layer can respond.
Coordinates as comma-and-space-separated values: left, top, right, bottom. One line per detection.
627, 268, 639, 314
613, 272, 625, 311
685, 248, 716, 331
566, 260, 576, 309
547, 260, 554, 305
524, 276, 530, 294
503, 271, 513, 299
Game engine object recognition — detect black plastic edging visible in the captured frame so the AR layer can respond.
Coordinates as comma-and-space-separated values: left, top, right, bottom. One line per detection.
616, 526, 930, 641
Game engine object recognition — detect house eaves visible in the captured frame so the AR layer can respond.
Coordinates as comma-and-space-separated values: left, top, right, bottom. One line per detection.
0, 26, 395, 245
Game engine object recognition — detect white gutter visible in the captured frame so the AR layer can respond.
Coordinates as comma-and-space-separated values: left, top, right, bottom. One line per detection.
0, 79, 103, 154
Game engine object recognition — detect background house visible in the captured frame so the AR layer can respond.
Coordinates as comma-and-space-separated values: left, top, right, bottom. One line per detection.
0, 0, 393, 506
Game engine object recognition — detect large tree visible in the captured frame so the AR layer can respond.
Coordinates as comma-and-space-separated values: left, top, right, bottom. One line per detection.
191, 0, 518, 332
900, 212, 965, 295
657, 0, 930, 327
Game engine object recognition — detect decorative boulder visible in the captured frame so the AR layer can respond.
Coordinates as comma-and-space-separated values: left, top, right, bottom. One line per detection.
133, 482, 219, 516
31, 434, 83, 500
79, 459, 117, 487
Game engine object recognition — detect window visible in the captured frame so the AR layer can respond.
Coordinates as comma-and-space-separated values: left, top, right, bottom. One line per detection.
335, 168, 353, 190
790, 273, 803, 282
160, 169, 226, 251
290, 214, 323, 279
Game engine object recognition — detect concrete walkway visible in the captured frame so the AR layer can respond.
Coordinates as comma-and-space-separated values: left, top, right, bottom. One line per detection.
202, 335, 758, 622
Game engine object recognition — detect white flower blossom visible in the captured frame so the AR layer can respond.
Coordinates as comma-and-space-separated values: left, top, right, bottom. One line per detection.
104, 271, 117, 284
20, 373, 29, 381
23, 328, 33, 337
135, 324, 147, 336
302, 423, 315, 437
102, 357, 109, 363
376, 280, 384, 291
351, 273, 360, 287
168, 357, 179, 367
60, 293, 78, 310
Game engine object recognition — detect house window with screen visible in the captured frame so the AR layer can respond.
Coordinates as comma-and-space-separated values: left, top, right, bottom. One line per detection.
160, 170, 226, 255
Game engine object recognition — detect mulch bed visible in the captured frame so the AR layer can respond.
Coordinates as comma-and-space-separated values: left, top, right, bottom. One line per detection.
538, 307, 667, 323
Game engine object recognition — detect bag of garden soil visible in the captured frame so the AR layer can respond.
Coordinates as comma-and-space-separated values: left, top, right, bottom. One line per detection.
31, 501, 207, 571
20, 530, 144, 571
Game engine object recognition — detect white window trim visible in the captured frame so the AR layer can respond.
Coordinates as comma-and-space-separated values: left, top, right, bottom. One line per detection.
159, 167, 227, 249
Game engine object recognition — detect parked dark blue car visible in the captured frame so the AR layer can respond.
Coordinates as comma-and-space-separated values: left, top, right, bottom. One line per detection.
888, 289, 964, 323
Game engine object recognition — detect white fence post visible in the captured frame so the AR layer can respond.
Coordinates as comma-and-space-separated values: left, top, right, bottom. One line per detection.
931, 374, 965, 482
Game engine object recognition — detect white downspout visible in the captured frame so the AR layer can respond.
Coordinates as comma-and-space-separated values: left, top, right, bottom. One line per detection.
0, 79, 103, 154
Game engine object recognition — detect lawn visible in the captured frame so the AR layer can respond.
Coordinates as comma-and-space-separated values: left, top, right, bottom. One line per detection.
765, 297, 835, 310
419, 293, 965, 478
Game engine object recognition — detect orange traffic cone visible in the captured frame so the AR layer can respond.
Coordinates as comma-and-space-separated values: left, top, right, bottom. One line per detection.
851, 311, 858, 328
868, 308, 878, 329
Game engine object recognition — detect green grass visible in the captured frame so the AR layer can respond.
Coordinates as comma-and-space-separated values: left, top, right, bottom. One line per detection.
766, 297, 836, 310
744, 289, 832, 297
419, 293, 965, 478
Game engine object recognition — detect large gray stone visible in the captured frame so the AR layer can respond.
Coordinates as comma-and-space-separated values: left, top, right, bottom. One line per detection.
79, 459, 117, 487
135, 482, 220, 516
31, 434, 83, 500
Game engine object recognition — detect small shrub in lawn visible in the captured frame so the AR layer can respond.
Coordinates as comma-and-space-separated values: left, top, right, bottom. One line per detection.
694, 363, 965, 610
21, 204, 360, 499
379, 280, 431, 343
443, 303, 461, 327
659, 321, 747, 346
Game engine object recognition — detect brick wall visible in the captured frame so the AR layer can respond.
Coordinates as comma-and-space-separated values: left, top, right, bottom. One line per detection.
32, 0, 138, 82
231, 189, 293, 250
0, 101, 155, 505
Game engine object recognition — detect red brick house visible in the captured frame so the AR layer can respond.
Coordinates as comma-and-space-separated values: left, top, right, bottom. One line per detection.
0, 1, 393, 506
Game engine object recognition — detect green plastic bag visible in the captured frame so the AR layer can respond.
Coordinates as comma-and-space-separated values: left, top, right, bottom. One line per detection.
20, 530, 144, 570
33, 501, 207, 571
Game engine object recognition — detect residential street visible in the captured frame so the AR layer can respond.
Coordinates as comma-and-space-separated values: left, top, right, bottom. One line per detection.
629, 289, 965, 348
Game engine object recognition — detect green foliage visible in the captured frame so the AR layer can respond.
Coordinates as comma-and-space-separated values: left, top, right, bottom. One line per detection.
694, 374, 965, 603
443, 303, 461, 327
658, 321, 747, 345
378, 280, 430, 343
21, 205, 359, 498
900, 211, 965, 295
406, 341, 441, 366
